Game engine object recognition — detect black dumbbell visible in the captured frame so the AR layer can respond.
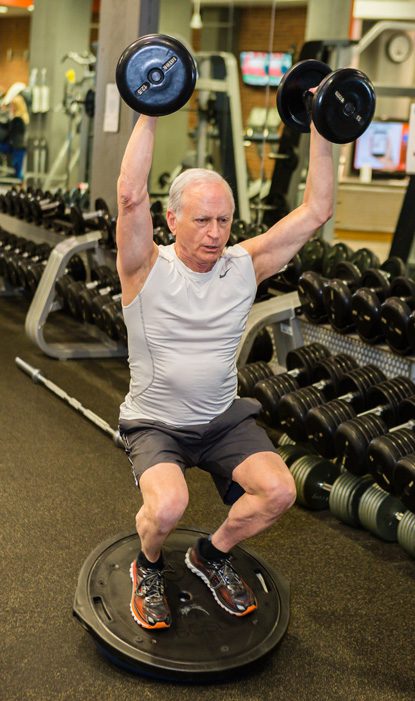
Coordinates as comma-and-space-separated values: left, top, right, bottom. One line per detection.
271, 238, 343, 293
276, 58, 376, 144
305, 365, 387, 457
56, 265, 117, 318
321, 241, 354, 277
77, 274, 121, 325
251, 343, 331, 424
116, 34, 197, 116
331, 379, 415, 475
238, 342, 330, 399
394, 453, 415, 512
379, 277, 415, 354
269, 254, 303, 293
299, 237, 331, 273
25, 254, 87, 297
8, 242, 52, 291
88, 287, 123, 330
70, 198, 111, 236
366, 424, 415, 495
277, 353, 359, 441
0, 237, 37, 281
351, 257, 408, 343
322, 249, 381, 333
95, 297, 126, 341
297, 257, 365, 324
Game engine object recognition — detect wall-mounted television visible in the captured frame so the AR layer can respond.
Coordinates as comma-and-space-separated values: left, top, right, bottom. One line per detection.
353, 119, 409, 177
240, 51, 292, 87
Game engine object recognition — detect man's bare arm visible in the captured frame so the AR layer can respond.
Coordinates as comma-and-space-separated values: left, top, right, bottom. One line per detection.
116, 115, 159, 299
241, 124, 334, 284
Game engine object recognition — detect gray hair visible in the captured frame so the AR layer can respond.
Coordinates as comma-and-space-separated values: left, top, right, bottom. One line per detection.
167, 168, 235, 216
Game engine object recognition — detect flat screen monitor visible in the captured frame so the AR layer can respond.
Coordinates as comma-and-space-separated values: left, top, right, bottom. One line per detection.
353, 120, 409, 176
240, 51, 292, 87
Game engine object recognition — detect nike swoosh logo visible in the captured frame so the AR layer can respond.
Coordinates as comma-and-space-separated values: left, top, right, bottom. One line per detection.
219, 268, 231, 278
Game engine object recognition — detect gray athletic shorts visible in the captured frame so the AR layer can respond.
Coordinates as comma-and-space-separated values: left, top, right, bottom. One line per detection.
118, 397, 278, 504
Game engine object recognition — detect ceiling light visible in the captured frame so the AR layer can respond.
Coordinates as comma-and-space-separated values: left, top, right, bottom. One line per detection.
0, 7, 9, 14
28, 4, 34, 11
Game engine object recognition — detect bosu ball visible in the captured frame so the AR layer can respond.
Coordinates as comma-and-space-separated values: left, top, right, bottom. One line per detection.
73, 527, 290, 682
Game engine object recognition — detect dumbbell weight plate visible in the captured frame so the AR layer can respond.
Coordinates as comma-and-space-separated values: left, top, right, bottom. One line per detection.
312, 68, 376, 144
381, 256, 407, 278
393, 454, 415, 512
300, 237, 330, 272
290, 455, 340, 510
276, 59, 332, 133
116, 34, 197, 116
397, 510, 415, 559
322, 242, 353, 277
329, 472, 374, 527
358, 484, 405, 541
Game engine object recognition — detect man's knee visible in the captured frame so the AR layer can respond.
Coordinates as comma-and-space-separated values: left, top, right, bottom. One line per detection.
234, 453, 297, 517
138, 486, 189, 534
265, 466, 297, 516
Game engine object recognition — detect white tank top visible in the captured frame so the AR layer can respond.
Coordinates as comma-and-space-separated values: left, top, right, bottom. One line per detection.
119, 243, 257, 425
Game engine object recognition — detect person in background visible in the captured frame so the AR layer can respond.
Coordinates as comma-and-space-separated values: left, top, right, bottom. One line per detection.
7, 94, 29, 180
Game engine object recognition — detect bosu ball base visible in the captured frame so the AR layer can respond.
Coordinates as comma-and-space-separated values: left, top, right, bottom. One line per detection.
73, 527, 290, 682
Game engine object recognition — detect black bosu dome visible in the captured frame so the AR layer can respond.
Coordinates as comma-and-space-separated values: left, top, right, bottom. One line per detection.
73, 527, 290, 682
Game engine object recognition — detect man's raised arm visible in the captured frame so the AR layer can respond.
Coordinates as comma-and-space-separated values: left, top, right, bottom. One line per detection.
116, 115, 159, 299
241, 124, 334, 284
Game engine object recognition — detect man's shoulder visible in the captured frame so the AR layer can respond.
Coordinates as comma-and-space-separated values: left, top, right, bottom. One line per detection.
223, 243, 251, 260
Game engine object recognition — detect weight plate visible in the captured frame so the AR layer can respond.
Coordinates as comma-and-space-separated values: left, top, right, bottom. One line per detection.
358, 484, 403, 541
392, 454, 415, 511
276, 59, 332, 133
116, 34, 197, 116
323, 279, 354, 333
381, 256, 407, 278
397, 510, 415, 558
73, 528, 290, 682
297, 271, 328, 323
312, 68, 376, 144
329, 473, 373, 526
352, 288, 384, 343
322, 242, 352, 277
290, 455, 340, 510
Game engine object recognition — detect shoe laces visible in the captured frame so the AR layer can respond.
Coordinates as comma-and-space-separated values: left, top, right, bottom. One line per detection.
139, 568, 165, 601
138, 565, 174, 601
210, 557, 244, 592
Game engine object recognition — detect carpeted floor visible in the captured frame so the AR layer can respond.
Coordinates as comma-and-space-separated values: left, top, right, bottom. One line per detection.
1, 295, 414, 701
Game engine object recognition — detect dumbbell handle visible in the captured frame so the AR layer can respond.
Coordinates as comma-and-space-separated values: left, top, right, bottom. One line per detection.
15, 357, 123, 448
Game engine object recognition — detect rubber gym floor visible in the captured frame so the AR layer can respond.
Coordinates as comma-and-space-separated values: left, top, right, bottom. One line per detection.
1, 294, 414, 701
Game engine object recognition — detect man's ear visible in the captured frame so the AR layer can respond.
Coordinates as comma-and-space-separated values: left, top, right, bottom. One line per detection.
166, 209, 177, 237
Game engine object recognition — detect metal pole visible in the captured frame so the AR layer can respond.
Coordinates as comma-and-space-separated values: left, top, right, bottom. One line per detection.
15, 356, 124, 448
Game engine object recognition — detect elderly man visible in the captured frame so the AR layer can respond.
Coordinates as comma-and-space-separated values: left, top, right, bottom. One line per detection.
117, 113, 333, 630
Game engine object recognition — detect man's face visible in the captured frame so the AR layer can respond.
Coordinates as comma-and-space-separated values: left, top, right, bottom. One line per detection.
167, 181, 233, 272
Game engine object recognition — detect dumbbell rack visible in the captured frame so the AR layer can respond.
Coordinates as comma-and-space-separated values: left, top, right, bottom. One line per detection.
236, 291, 303, 367
299, 318, 415, 380
0, 211, 126, 360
